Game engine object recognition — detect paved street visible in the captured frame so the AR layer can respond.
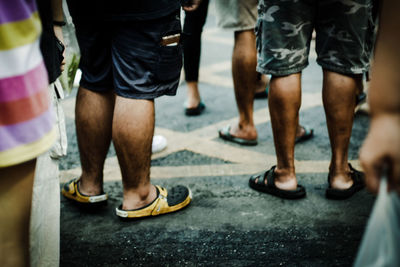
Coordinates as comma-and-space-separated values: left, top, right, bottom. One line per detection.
59, 6, 374, 267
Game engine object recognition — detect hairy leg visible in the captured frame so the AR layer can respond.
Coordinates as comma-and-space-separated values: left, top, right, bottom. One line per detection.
268, 74, 302, 190
0, 160, 36, 267
112, 97, 157, 210
323, 70, 362, 189
229, 29, 259, 140
75, 87, 114, 195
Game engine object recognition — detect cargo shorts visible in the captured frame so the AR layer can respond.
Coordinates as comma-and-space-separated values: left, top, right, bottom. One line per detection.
73, 11, 183, 99
214, 0, 258, 31
256, 0, 377, 76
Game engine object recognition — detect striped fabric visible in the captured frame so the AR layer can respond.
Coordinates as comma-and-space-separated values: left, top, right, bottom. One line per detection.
0, 0, 56, 167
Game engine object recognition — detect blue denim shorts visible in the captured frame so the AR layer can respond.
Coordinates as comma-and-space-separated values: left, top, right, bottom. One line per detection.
73, 11, 182, 99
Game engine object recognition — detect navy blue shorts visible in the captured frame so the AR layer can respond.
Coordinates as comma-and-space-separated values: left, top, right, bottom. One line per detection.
73, 11, 182, 99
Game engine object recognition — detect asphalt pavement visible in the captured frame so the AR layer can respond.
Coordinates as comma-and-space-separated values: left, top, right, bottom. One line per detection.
59, 5, 374, 267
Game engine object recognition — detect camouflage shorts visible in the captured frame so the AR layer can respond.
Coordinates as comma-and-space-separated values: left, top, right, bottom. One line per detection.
256, 0, 377, 76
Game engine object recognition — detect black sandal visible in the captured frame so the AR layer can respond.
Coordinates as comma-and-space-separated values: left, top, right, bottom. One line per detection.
185, 101, 205, 116
325, 163, 365, 200
249, 166, 306, 199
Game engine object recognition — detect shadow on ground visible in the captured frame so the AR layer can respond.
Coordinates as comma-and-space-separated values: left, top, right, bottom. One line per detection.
61, 175, 374, 267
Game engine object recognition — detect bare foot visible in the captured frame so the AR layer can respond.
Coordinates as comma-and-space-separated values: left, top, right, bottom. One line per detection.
254, 167, 298, 191
329, 165, 354, 190
122, 184, 158, 210
329, 173, 353, 190
229, 123, 258, 141
78, 178, 103, 196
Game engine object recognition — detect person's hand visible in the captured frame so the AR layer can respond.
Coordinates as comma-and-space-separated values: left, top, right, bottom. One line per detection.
182, 0, 202, 12
53, 25, 66, 72
359, 114, 400, 195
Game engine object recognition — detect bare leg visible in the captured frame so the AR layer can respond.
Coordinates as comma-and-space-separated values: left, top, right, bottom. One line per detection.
0, 160, 36, 267
186, 81, 201, 108
256, 74, 308, 141
229, 29, 259, 141
75, 87, 114, 195
323, 70, 362, 189
267, 74, 302, 190
112, 97, 157, 210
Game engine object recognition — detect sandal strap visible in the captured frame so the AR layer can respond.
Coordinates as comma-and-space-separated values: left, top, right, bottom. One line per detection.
348, 163, 364, 184
265, 166, 277, 189
254, 170, 268, 186
253, 166, 277, 187
63, 178, 108, 203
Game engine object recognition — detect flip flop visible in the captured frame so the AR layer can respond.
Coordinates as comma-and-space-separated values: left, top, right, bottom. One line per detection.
115, 185, 192, 219
185, 101, 205, 116
249, 166, 306, 199
326, 163, 365, 200
62, 178, 108, 205
295, 125, 314, 144
218, 125, 258, 146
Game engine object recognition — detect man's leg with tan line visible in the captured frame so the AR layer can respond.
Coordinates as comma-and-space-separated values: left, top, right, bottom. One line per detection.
267, 74, 302, 190
323, 70, 362, 189
75, 87, 115, 196
112, 97, 157, 210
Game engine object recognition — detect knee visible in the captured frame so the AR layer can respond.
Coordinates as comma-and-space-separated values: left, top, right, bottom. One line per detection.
269, 74, 302, 102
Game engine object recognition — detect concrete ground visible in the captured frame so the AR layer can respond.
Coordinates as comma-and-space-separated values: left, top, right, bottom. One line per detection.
59, 4, 374, 267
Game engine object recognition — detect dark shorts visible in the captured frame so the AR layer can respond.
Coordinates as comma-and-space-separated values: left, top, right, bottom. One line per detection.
256, 0, 376, 76
73, 11, 182, 99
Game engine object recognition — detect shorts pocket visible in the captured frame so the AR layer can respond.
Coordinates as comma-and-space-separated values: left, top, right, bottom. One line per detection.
155, 44, 183, 82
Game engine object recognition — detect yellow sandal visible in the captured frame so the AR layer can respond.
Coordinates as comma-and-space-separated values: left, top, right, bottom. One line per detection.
62, 178, 108, 204
115, 185, 192, 219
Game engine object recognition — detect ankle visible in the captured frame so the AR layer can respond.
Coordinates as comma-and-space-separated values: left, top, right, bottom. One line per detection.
329, 173, 353, 189
329, 162, 350, 176
273, 166, 297, 190
187, 82, 200, 96
274, 166, 296, 181
122, 184, 157, 210
186, 85, 201, 107
231, 124, 258, 140
186, 81, 198, 90
185, 97, 200, 107
328, 164, 353, 189
78, 177, 103, 196
237, 122, 257, 134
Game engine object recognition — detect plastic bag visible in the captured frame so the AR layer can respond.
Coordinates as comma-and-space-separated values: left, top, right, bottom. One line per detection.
354, 179, 400, 267
59, 0, 80, 94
